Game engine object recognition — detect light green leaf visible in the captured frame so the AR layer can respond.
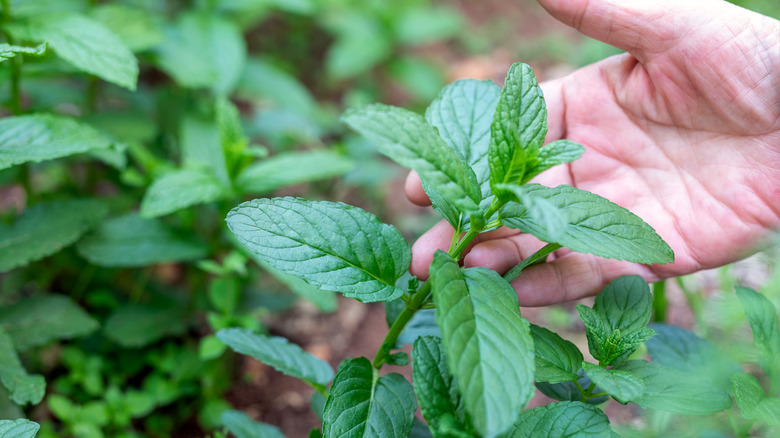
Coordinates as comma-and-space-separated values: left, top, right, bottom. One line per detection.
90, 4, 164, 52
431, 252, 535, 437
412, 336, 466, 436
217, 328, 333, 386
0, 295, 98, 351
393, 6, 462, 45
6, 14, 138, 89
576, 305, 610, 364
76, 214, 208, 267
154, 12, 246, 95
235, 151, 354, 195
594, 275, 653, 333
0, 328, 45, 406
256, 260, 338, 313
581, 362, 643, 402
0, 199, 108, 272
524, 139, 585, 181
424, 79, 500, 228
0, 114, 116, 170
530, 324, 583, 383
140, 168, 228, 218
0, 42, 46, 62
103, 304, 187, 348
221, 410, 285, 438
322, 357, 416, 437
736, 286, 780, 379
500, 184, 674, 264
180, 114, 230, 184
324, 12, 390, 80
614, 360, 732, 415
489, 62, 546, 193
343, 103, 480, 214
226, 198, 410, 303
236, 58, 319, 118
498, 401, 612, 438
0, 419, 40, 438
495, 183, 567, 241
730, 372, 780, 426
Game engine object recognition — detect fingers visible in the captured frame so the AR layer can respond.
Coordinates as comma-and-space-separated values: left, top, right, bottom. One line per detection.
509, 251, 659, 306
410, 220, 455, 279
405, 171, 431, 206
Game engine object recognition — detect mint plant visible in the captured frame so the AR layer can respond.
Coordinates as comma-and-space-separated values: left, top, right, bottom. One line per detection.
218, 62, 771, 437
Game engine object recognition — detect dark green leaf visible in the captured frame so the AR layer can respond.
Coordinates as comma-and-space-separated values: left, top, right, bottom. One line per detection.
0, 114, 116, 170
412, 336, 466, 436
530, 324, 583, 383
235, 151, 354, 195
0, 295, 98, 351
431, 252, 535, 437
576, 305, 610, 364
535, 370, 609, 405
217, 328, 334, 386
0, 419, 40, 438
103, 304, 187, 348
77, 214, 207, 267
322, 357, 416, 437
7, 14, 138, 89
500, 184, 674, 264
0, 42, 46, 62
221, 410, 286, 438
524, 139, 585, 181
342, 104, 480, 215
489, 63, 546, 193
154, 12, 245, 95
614, 360, 732, 415
0, 199, 108, 272
0, 328, 45, 406
498, 401, 612, 438
581, 362, 643, 402
730, 372, 780, 426
594, 275, 653, 332
425, 79, 501, 227
140, 168, 228, 218
736, 286, 780, 379
227, 198, 410, 303
398, 309, 440, 345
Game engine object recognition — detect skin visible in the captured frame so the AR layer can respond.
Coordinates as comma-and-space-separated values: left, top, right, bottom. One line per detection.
406, 0, 780, 306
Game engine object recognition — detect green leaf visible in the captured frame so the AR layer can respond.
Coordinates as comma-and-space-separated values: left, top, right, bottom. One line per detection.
0, 328, 45, 406
488, 63, 547, 193
154, 12, 246, 95
424, 79, 501, 227
730, 372, 780, 426
180, 114, 230, 185
322, 357, 416, 437
431, 252, 535, 437
524, 139, 585, 182
217, 328, 333, 386
0, 199, 108, 272
594, 275, 653, 333
226, 198, 411, 303
0, 114, 116, 170
342, 104, 480, 215
6, 14, 138, 90
530, 324, 583, 383
581, 362, 643, 402
103, 304, 187, 348
0, 295, 98, 351
235, 151, 354, 195
412, 336, 466, 436
495, 183, 567, 241
614, 360, 732, 415
221, 410, 285, 438
535, 370, 609, 405
0, 42, 46, 62
76, 214, 208, 267
90, 4, 164, 53
236, 58, 319, 118
736, 286, 780, 379
498, 401, 612, 438
646, 323, 740, 390
0, 419, 40, 438
256, 260, 337, 313
140, 168, 228, 218
500, 184, 674, 264
393, 6, 462, 45
324, 12, 390, 80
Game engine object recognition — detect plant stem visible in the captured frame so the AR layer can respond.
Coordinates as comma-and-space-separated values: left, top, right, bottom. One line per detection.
1, 0, 22, 114
652, 280, 667, 322
503, 243, 562, 283
372, 280, 432, 368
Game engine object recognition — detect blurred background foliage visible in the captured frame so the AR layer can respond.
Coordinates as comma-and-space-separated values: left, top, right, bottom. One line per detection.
0, 0, 777, 437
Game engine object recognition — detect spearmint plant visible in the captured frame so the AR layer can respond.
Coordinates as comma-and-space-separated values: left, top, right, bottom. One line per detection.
217, 62, 755, 437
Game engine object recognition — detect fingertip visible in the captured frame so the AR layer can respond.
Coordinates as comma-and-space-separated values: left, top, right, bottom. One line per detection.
410, 220, 455, 279
405, 171, 431, 206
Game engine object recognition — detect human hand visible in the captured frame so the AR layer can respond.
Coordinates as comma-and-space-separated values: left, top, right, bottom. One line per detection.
407, 0, 780, 305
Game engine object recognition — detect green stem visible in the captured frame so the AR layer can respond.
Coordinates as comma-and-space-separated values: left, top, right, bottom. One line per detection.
372, 280, 432, 368
1, 7, 22, 114
503, 243, 562, 283
652, 280, 667, 322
